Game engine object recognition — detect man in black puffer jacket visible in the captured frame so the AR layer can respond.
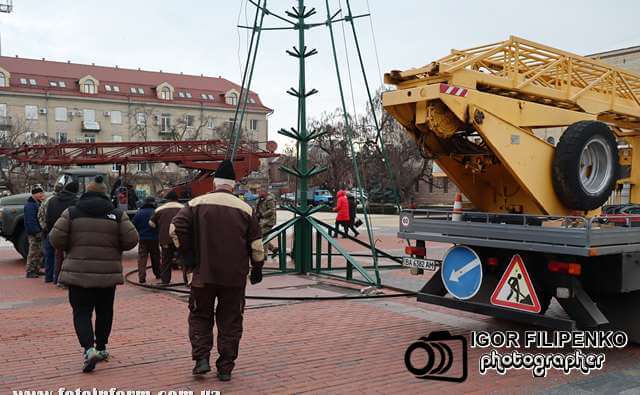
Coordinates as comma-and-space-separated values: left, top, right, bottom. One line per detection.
45, 181, 79, 285
50, 176, 139, 373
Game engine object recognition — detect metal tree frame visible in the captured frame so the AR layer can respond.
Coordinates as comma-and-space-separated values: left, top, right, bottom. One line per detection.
230, 0, 403, 287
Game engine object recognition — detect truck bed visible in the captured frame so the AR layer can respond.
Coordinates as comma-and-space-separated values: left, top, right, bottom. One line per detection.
398, 210, 640, 256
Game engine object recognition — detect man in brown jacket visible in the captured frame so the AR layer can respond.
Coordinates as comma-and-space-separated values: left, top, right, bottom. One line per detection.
149, 190, 184, 284
170, 160, 264, 381
50, 175, 139, 373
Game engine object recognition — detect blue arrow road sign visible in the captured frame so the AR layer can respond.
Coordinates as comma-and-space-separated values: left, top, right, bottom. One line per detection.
441, 245, 483, 300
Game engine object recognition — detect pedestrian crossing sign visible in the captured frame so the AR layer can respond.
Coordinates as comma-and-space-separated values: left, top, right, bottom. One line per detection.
490, 254, 541, 313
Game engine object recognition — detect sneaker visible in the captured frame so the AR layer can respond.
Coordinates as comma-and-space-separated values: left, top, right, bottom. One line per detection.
44, 279, 53, 283
82, 347, 99, 373
217, 372, 232, 381
96, 349, 110, 362
192, 358, 211, 375
26, 272, 38, 278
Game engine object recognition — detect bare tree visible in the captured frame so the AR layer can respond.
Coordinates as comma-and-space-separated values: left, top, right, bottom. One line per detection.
0, 115, 58, 193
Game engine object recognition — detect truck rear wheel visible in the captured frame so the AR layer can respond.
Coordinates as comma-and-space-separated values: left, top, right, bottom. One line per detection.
552, 121, 619, 210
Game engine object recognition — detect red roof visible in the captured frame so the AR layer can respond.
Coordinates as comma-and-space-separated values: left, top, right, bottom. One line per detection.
0, 56, 270, 111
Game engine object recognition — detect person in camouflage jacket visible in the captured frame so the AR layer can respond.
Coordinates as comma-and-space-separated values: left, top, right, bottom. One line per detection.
256, 189, 278, 256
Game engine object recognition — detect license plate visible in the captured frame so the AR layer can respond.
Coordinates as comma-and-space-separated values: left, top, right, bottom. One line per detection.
402, 257, 440, 271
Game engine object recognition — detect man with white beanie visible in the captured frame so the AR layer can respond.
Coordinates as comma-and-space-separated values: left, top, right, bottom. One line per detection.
170, 159, 265, 381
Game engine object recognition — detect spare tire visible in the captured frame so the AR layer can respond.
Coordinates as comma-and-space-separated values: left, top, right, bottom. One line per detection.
552, 121, 619, 210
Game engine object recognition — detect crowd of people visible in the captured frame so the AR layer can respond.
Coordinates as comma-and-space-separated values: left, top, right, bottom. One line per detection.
21, 161, 267, 381
20, 166, 362, 381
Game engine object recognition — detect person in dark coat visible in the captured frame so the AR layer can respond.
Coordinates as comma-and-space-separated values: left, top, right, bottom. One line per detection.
45, 181, 79, 285
346, 192, 360, 237
49, 175, 139, 373
132, 196, 160, 283
149, 191, 184, 284
170, 160, 264, 381
24, 185, 46, 278
127, 184, 139, 210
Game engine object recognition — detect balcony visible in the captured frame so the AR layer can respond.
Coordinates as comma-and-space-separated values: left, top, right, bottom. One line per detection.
82, 121, 101, 132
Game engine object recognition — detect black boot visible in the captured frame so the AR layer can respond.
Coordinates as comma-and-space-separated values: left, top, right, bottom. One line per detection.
192, 359, 211, 375
217, 371, 232, 381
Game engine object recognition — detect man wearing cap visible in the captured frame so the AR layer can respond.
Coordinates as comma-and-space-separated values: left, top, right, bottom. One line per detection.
170, 160, 265, 381
149, 190, 184, 285
39, 183, 63, 283
44, 181, 79, 285
24, 185, 46, 278
50, 175, 139, 372
256, 187, 278, 258
132, 196, 160, 283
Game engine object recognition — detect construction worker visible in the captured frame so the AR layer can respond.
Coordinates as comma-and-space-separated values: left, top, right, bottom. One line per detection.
256, 187, 278, 257
49, 175, 139, 373
170, 160, 264, 381
38, 183, 63, 283
149, 191, 183, 284
132, 196, 160, 283
24, 185, 46, 278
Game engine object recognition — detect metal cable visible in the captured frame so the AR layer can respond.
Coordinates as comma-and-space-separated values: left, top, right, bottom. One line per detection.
124, 268, 415, 301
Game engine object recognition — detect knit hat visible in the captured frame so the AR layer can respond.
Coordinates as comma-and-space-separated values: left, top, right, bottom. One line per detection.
86, 175, 108, 194
64, 181, 79, 194
143, 196, 156, 207
165, 190, 179, 201
31, 185, 44, 194
214, 160, 236, 187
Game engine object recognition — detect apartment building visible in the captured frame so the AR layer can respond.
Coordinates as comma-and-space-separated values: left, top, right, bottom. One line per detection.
0, 55, 271, 190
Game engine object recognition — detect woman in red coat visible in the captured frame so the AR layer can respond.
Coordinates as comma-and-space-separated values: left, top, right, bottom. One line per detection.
333, 190, 350, 238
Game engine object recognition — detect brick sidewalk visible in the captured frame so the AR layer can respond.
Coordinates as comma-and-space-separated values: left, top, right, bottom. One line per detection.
2, 244, 640, 395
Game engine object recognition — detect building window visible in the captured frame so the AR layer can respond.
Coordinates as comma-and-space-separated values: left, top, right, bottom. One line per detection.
0, 73, 8, 87
56, 132, 68, 143
59, 81, 66, 88
49, 81, 58, 87
206, 118, 214, 129
83, 134, 96, 143
443, 178, 449, 194
138, 162, 150, 172
249, 98, 256, 104
83, 109, 96, 122
111, 111, 122, 124
55, 107, 67, 122
136, 112, 146, 126
105, 84, 112, 92
160, 87, 171, 100
201, 93, 207, 99
25, 105, 38, 120
20, 78, 27, 85
29, 79, 37, 86
185, 92, 192, 98
83, 79, 96, 94
178, 92, 185, 98
226, 92, 238, 106
137, 87, 144, 94
0, 103, 6, 117
160, 113, 171, 132
113, 85, 120, 92
130, 87, 137, 94
250, 119, 258, 131
207, 94, 215, 101
185, 114, 194, 127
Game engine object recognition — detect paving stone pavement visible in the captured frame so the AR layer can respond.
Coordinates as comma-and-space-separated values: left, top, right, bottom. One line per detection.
2, 232, 640, 395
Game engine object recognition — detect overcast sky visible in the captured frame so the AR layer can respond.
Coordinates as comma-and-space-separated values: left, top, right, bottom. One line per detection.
1, 0, 639, 151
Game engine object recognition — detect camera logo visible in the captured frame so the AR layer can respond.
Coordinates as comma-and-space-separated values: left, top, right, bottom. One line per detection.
404, 330, 468, 383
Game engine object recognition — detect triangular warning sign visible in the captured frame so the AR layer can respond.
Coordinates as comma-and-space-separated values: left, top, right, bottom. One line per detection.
490, 254, 541, 313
